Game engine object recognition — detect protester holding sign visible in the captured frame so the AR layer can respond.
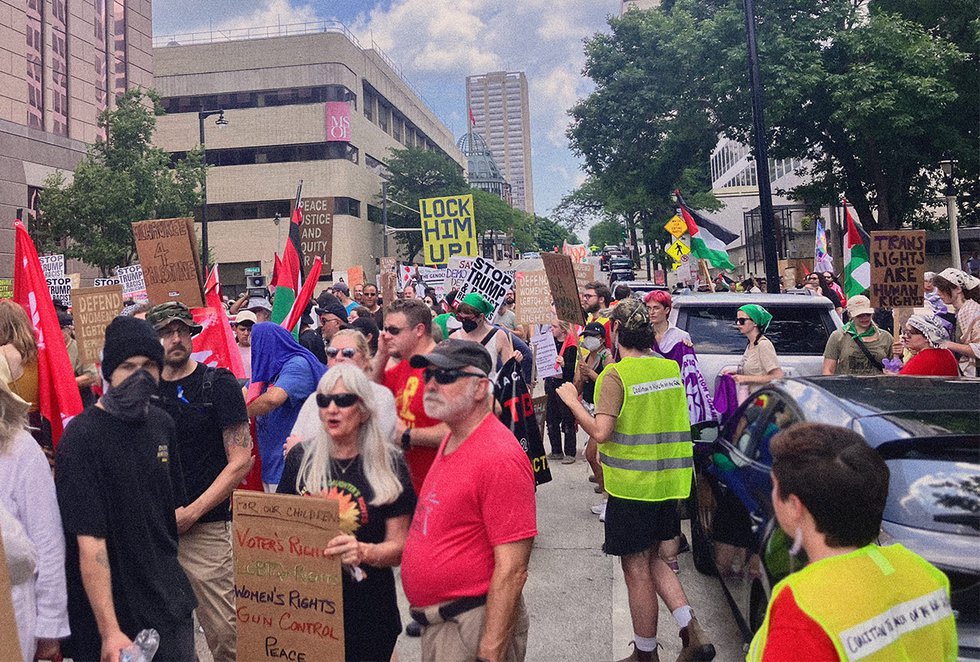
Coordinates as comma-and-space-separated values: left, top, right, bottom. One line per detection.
932, 268, 980, 377
279, 363, 416, 662
748, 423, 957, 660
449, 292, 516, 381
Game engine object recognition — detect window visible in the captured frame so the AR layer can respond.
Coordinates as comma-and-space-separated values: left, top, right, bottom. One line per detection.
113, 0, 127, 95
367, 204, 382, 224
680, 304, 835, 357
171, 142, 359, 167
198, 199, 291, 222
160, 85, 356, 114
334, 197, 361, 217
26, 0, 43, 128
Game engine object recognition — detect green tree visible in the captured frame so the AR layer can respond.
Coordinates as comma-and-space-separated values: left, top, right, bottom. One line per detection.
381, 147, 468, 261
588, 219, 626, 247
574, 2, 973, 231
37, 89, 205, 275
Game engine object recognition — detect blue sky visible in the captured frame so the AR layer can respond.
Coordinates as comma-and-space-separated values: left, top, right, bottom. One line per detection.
151, 0, 620, 218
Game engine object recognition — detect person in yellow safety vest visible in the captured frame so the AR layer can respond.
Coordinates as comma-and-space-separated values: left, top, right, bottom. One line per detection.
558, 298, 715, 662
748, 422, 957, 661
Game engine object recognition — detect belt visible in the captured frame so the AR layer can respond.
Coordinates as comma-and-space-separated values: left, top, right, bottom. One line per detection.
410, 595, 488, 626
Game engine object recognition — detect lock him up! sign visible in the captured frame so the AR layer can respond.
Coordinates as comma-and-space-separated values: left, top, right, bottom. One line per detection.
419, 194, 477, 265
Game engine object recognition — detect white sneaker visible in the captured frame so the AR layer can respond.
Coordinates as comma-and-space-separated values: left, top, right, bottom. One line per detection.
591, 502, 607, 521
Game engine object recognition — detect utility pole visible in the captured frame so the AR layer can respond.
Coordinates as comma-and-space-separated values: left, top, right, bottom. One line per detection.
382, 181, 389, 257
743, 0, 780, 292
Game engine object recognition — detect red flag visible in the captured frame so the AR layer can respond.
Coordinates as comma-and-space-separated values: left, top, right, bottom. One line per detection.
282, 257, 323, 334
801, 262, 811, 276
12, 220, 83, 446
468, 106, 477, 126
271, 254, 282, 288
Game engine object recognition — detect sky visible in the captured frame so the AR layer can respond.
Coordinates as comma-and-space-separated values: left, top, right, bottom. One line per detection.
151, 0, 622, 218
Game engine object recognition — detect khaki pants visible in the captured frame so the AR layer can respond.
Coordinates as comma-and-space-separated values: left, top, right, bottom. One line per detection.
178, 520, 237, 662
419, 596, 529, 662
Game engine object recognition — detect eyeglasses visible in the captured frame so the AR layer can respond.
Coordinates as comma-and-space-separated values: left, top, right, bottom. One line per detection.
806, 276, 819, 282
315, 392, 360, 408
902, 328, 924, 337
423, 367, 485, 385
384, 325, 404, 336
321, 316, 342, 325
326, 347, 358, 359
735, 318, 751, 326
363, 291, 378, 297
582, 293, 597, 300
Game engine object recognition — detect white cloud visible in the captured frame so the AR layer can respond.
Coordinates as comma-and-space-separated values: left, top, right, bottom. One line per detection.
197, 0, 321, 33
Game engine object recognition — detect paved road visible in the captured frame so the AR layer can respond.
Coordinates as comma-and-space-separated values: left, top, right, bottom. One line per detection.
196, 430, 746, 661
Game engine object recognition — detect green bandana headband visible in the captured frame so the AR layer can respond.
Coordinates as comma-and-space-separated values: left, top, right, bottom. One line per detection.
738, 304, 773, 333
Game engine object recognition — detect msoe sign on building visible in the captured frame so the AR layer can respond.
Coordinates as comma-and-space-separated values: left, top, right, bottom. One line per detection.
420, 194, 477, 265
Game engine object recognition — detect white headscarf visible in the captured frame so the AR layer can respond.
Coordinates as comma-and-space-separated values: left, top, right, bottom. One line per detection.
937, 268, 980, 291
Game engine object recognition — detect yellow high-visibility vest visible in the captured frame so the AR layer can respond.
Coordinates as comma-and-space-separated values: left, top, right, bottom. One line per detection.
748, 543, 957, 661
594, 356, 692, 502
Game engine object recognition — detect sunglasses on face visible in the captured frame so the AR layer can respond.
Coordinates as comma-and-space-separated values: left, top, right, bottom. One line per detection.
326, 347, 358, 359
363, 292, 377, 297
321, 316, 341, 325
315, 392, 360, 408
735, 318, 751, 326
384, 325, 403, 336
423, 367, 485, 385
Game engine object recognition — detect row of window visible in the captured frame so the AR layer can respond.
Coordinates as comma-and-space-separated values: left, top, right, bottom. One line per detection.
200, 197, 362, 222
159, 85, 356, 114
172, 141, 359, 167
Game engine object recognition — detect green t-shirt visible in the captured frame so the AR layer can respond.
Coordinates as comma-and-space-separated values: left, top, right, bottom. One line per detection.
824, 328, 893, 375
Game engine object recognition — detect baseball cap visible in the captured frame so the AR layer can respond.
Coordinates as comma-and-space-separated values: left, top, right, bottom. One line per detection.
146, 301, 203, 335
57, 311, 74, 328
332, 281, 350, 296
409, 339, 493, 375
234, 310, 258, 325
846, 295, 874, 318
581, 322, 606, 338
317, 294, 349, 324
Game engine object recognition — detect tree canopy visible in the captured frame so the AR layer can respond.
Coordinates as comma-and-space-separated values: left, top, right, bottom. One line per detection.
571, 0, 977, 230
37, 89, 205, 274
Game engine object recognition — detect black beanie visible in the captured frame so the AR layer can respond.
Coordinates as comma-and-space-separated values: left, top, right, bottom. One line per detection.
101, 316, 164, 380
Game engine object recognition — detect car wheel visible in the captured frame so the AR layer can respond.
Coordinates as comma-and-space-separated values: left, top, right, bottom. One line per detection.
689, 475, 718, 577
749, 578, 769, 633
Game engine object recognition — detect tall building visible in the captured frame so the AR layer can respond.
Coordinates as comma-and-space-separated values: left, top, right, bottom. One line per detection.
0, 0, 153, 274
466, 71, 534, 214
153, 23, 464, 290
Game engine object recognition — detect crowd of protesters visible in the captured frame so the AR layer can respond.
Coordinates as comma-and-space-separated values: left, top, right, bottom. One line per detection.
0, 262, 972, 662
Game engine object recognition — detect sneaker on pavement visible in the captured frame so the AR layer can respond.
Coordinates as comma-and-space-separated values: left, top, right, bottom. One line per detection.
590, 502, 606, 515
616, 642, 659, 662
677, 615, 715, 661
588, 474, 598, 483
547, 452, 564, 461
561, 455, 576, 464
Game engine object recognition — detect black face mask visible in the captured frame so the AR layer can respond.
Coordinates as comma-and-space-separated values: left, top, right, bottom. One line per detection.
101, 368, 159, 422
461, 318, 479, 333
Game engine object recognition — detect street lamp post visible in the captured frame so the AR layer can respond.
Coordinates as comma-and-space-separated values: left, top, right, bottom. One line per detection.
940, 159, 961, 269
198, 109, 228, 262
742, 0, 780, 293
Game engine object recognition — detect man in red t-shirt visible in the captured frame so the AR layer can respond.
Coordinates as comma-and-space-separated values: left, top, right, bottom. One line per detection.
401, 340, 537, 662
372, 298, 449, 493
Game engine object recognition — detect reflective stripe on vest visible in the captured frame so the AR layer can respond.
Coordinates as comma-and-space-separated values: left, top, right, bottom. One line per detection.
595, 356, 693, 502
748, 544, 957, 662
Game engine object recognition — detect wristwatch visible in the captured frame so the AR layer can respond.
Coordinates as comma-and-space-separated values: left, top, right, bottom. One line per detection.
401, 428, 412, 451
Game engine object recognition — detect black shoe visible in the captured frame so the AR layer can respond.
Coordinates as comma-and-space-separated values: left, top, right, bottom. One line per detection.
405, 620, 423, 637
678, 532, 691, 554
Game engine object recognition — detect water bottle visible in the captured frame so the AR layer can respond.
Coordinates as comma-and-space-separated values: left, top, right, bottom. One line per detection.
119, 629, 160, 662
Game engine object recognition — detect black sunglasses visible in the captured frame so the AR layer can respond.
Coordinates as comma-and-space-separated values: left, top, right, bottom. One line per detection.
384, 325, 404, 336
326, 347, 358, 359
423, 367, 485, 385
735, 318, 750, 326
315, 392, 360, 408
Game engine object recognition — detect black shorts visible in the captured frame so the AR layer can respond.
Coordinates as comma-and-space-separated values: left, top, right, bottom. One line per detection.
603, 496, 682, 557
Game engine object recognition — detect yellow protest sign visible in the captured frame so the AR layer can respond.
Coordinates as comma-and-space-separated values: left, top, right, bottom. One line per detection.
419, 194, 477, 265
664, 215, 687, 239
665, 239, 691, 261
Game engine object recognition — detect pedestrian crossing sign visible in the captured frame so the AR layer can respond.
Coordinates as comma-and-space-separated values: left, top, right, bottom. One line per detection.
665, 240, 691, 261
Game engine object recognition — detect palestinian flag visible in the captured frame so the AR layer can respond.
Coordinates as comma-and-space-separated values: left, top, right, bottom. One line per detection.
842, 199, 871, 298
271, 181, 305, 326
676, 191, 737, 271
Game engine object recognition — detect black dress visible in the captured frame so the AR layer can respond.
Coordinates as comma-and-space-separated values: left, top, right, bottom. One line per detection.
278, 447, 416, 662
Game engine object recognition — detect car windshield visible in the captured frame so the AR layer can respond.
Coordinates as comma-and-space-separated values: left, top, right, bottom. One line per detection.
684, 305, 834, 355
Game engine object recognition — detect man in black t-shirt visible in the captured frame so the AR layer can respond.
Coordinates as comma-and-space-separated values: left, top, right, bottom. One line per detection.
56, 316, 197, 661
148, 302, 253, 662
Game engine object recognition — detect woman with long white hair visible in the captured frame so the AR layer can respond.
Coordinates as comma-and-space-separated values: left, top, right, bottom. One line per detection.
277, 363, 415, 662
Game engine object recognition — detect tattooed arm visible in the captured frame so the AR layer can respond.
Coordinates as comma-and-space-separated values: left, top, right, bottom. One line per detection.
78, 535, 132, 661
174, 421, 255, 534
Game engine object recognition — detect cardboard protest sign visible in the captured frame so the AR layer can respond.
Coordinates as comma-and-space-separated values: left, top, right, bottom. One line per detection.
446, 256, 476, 290
39, 254, 65, 279
572, 262, 595, 291
132, 218, 204, 307
297, 197, 334, 276
233, 491, 344, 662
870, 231, 926, 309
515, 271, 554, 326
531, 324, 561, 379
347, 266, 364, 288
457, 257, 515, 322
541, 252, 585, 327
419, 194, 477, 265
114, 265, 148, 302
46, 276, 72, 307
94, 277, 121, 287
72, 285, 124, 363
0, 533, 23, 662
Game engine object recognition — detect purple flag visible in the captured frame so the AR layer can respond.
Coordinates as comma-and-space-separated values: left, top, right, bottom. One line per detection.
654, 339, 718, 425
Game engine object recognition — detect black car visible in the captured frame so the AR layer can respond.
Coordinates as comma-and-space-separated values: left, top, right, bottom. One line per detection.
689, 376, 980, 654
607, 256, 635, 285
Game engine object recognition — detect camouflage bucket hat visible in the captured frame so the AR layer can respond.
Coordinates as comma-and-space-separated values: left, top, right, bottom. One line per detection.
147, 301, 203, 335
